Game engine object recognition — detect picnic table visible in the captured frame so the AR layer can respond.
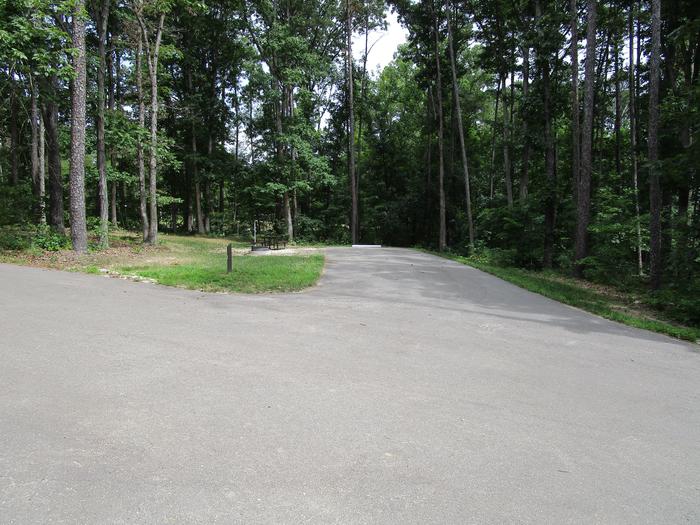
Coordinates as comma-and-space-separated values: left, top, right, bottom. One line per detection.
259, 234, 287, 250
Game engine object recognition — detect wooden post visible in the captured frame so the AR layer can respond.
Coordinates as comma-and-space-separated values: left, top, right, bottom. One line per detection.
227, 243, 232, 273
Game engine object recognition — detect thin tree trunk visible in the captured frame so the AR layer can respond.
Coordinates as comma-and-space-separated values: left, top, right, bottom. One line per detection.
110, 183, 117, 225
107, 17, 119, 226
355, 10, 370, 232
502, 67, 513, 208
648, 0, 662, 289
536, 0, 557, 268
95, 0, 110, 246
570, 0, 580, 206
614, 39, 621, 178
489, 74, 502, 200
193, 129, 203, 235
38, 102, 46, 224
31, 81, 40, 201
136, 10, 165, 244
433, 6, 447, 251
186, 66, 205, 235
520, 45, 530, 204
205, 136, 213, 233
70, 0, 88, 253
284, 191, 293, 241
628, 5, 643, 275
446, 5, 474, 250
9, 83, 19, 186
41, 80, 64, 233
136, 34, 149, 241
346, 0, 358, 244
574, 0, 597, 276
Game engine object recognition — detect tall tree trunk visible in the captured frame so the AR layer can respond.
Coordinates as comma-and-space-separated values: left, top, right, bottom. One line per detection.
108, 39, 119, 226
70, 1, 88, 253
110, 183, 117, 225
648, 0, 662, 289
9, 83, 19, 186
574, 0, 597, 276
30, 81, 40, 201
38, 100, 46, 224
136, 10, 165, 244
95, 0, 110, 246
570, 0, 580, 206
502, 67, 513, 208
41, 79, 64, 233
346, 0, 358, 244
628, 4, 643, 275
446, 5, 474, 250
193, 129, 203, 234
355, 10, 370, 236
433, 2, 446, 251
536, 0, 557, 268
195, 179, 204, 234
613, 40, 621, 179
205, 136, 213, 234
136, 34, 149, 242
186, 66, 205, 235
284, 191, 293, 241
489, 74, 502, 200
520, 45, 530, 204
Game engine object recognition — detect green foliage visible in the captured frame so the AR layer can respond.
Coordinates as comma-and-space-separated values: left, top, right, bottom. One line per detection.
0, 225, 33, 250
31, 224, 70, 251
0, 224, 70, 251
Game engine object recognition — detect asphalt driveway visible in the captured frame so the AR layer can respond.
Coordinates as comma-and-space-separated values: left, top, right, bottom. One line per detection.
1, 248, 699, 524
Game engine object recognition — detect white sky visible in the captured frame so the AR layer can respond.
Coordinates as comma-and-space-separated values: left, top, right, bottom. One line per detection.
352, 9, 407, 75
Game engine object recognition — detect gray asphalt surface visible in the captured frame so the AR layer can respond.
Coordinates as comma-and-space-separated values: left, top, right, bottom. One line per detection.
1, 247, 699, 524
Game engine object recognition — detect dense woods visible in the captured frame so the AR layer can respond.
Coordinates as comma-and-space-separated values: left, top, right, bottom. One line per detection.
1, 0, 699, 316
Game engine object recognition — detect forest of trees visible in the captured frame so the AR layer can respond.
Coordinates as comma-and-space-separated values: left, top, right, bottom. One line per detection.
1, 0, 698, 306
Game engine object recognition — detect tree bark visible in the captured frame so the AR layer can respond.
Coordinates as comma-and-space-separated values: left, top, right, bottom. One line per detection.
136, 9, 165, 244
535, 0, 557, 268
648, 0, 662, 289
38, 99, 46, 224
346, 0, 358, 244
502, 67, 513, 208
520, 45, 530, 204
108, 36, 119, 226
136, 33, 149, 241
30, 81, 40, 200
9, 83, 19, 186
446, 5, 474, 250
570, 0, 580, 206
433, 2, 446, 251
628, 4, 643, 275
70, 1, 89, 253
574, 0, 597, 276
95, 0, 110, 246
489, 74, 502, 200
613, 39, 621, 178
41, 80, 64, 233
284, 191, 293, 241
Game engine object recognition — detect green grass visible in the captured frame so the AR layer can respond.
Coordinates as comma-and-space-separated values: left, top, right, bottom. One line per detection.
121, 252, 325, 293
430, 251, 700, 344
1, 230, 325, 294
114, 235, 325, 293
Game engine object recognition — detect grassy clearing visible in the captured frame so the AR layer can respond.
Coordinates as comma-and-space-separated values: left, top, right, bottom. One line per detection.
429, 251, 700, 344
0, 231, 325, 294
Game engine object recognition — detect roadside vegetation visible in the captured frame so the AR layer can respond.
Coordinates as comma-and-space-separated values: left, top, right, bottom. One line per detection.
431, 249, 700, 343
0, 228, 325, 294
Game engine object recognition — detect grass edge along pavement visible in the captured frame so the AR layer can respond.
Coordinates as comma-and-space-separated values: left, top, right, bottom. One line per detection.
424, 249, 700, 344
0, 231, 326, 294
